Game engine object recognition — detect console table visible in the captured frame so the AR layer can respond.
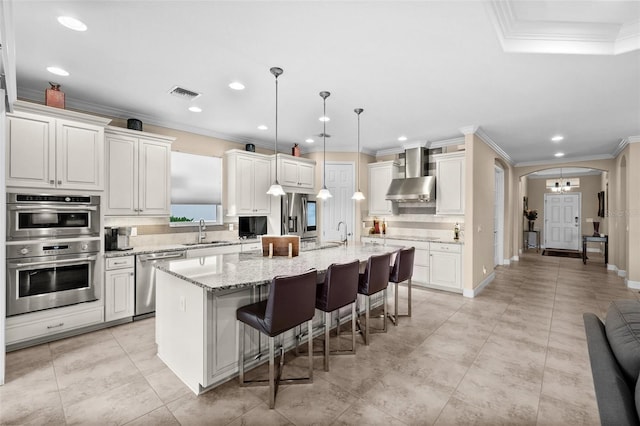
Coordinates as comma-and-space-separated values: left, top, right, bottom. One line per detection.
582, 235, 608, 265
523, 230, 540, 252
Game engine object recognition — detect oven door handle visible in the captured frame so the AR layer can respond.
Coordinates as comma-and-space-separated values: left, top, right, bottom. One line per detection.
10, 255, 97, 268
11, 205, 98, 211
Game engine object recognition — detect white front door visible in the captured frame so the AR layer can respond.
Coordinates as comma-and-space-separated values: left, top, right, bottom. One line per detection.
544, 193, 581, 250
321, 162, 354, 243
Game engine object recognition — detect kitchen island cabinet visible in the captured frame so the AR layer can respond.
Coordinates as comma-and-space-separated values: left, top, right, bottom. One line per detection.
154, 244, 396, 394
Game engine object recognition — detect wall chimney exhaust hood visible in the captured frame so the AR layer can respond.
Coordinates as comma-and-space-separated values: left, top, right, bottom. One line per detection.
385, 147, 435, 202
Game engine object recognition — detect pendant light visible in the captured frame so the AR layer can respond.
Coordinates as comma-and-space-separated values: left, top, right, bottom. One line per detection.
266, 67, 285, 196
317, 91, 332, 200
352, 108, 365, 201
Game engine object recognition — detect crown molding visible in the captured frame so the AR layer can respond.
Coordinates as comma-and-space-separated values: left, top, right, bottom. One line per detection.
429, 137, 465, 149
13, 99, 112, 126
486, 0, 640, 55
475, 128, 514, 165
458, 125, 479, 136
612, 135, 640, 158
514, 153, 614, 168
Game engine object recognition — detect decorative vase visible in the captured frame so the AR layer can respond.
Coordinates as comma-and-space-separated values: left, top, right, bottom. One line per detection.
528, 220, 535, 231
292, 143, 300, 157
45, 82, 65, 109
593, 221, 600, 236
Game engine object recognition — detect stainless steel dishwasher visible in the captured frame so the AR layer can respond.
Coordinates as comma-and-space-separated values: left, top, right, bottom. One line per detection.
135, 251, 186, 318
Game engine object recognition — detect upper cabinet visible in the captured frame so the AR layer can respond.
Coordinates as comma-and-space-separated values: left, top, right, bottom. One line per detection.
368, 161, 395, 216
225, 150, 272, 216
278, 155, 315, 190
434, 152, 465, 215
104, 127, 174, 216
6, 102, 111, 190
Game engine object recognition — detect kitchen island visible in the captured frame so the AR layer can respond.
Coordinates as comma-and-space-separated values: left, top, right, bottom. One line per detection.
154, 243, 402, 394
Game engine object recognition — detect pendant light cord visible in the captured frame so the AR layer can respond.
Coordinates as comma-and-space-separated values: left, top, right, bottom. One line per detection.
323, 97, 326, 188
356, 112, 360, 190
274, 74, 278, 179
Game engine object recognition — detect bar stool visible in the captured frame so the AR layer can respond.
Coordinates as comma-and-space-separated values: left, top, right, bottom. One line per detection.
388, 247, 415, 326
356, 252, 392, 345
315, 259, 360, 371
236, 269, 317, 409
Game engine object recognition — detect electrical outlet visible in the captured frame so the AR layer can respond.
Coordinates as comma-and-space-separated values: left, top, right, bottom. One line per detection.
130, 227, 138, 236
228, 223, 234, 231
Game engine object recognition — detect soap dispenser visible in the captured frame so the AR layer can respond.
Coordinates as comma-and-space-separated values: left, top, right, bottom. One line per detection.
454, 223, 460, 240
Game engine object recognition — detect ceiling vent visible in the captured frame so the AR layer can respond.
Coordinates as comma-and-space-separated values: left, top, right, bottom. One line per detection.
168, 86, 201, 100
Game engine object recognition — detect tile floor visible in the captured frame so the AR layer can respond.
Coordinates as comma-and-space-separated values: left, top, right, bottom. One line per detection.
2, 252, 638, 425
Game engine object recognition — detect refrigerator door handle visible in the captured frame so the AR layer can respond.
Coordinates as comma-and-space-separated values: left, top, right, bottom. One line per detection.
302, 197, 308, 234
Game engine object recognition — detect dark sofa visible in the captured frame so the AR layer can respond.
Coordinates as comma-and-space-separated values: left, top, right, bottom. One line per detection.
583, 299, 640, 426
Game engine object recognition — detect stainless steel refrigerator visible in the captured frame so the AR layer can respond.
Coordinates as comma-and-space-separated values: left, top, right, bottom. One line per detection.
281, 193, 317, 241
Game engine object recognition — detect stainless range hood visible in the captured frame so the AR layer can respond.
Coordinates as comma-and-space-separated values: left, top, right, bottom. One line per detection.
385, 147, 435, 202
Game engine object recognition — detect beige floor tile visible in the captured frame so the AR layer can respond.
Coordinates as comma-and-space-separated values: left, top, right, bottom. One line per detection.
540, 366, 597, 411
64, 377, 164, 425
124, 406, 181, 426
269, 377, 358, 425
435, 396, 526, 426
536, 394, 600, 426
167, 379, 263, 425
453, 365, 540, 424
332, 399, 406, 426
363, 369, 451, 425
227, 403, 294, 426
145, 366, 193, 404
393, 351, 469, 393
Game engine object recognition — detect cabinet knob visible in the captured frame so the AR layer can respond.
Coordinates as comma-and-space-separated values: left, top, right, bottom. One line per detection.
130, 272, 134, 277
50, 180, 55, 184
57, 180, 62, 185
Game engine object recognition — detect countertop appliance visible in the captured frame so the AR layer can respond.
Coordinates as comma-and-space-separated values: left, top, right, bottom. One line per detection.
135, 250, 186, 318
105, 226, 133, 251
281, 193, 317, 241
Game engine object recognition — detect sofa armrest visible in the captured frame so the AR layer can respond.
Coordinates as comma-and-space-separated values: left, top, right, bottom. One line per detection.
583, 313, 640, 426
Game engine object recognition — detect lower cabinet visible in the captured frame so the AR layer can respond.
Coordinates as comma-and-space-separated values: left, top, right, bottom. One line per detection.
429, 243, 462, 291
105, 256, 135, 322
5, 301, 104, 348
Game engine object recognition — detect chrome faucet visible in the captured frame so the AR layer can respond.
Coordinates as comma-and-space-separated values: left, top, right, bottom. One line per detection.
198, 218, 206, 243
337, 221, 348, 245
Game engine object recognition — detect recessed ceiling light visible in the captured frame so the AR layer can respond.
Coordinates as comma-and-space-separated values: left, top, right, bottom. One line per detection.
57, 16, 87, 31
188, 106, 202, 113
319, 116, 330, 122
551, 135, 564, 142
305, 138, 314, 143
554, 152, 565, 157
398, 136, 407, 141
46, 66, 69, 76
257, 125, 268, 130
229, 81, 245, 90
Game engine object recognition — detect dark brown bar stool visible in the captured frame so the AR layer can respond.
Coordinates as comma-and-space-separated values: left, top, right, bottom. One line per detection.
236, 269, 317, 409
388, 247, 415, 326
357, 252, 392, 345
315, 259, 360, 371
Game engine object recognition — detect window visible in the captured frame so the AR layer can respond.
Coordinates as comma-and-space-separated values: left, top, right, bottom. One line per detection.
170, 151, 223, 226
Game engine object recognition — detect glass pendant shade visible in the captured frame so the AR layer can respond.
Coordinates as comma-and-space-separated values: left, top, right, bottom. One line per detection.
317, 91, 332, 200
267, 66, 284, 196
352, 108, 365, 201
351, 191, 365, 200
266, 183, 285, 196
317, 187, 333, 200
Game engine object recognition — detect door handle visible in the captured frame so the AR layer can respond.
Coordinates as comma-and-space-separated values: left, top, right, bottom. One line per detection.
575, 216, 579, 226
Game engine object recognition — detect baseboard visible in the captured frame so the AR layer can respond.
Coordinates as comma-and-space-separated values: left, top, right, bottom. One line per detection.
511, 255, 519, 262
587, 247, 601, 253
607, 264, 617, 272
463, 271, 495, 298
626, 279, 640, 290
618, 269, 627, 278
502, 258, 510, 266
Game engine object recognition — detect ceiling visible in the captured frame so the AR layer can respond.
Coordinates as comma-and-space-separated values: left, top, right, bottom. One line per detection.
7, 1, 640, 165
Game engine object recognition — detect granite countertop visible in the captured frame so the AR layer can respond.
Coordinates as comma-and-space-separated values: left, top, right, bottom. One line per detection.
362, 234, 464, 245
104, 239, 259, 258
155, 243, 399, 293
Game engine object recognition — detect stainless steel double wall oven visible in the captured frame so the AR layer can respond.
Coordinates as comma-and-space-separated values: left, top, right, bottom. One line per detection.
6, 193, 101, 316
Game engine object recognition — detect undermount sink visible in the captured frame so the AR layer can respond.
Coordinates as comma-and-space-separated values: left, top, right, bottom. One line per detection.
182, 241, 228, 246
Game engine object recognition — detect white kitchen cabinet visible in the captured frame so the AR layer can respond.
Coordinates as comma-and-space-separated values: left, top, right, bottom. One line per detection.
429, 242, 462, 291
434, 152, 465, 215
279, 155, 315, 189
105, 256, 135, 322
104, 126, 174, 216
225, 150, 272, 216
6, 110, 107, 190
379, 238, 430, 286
368, 161, 395, 215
